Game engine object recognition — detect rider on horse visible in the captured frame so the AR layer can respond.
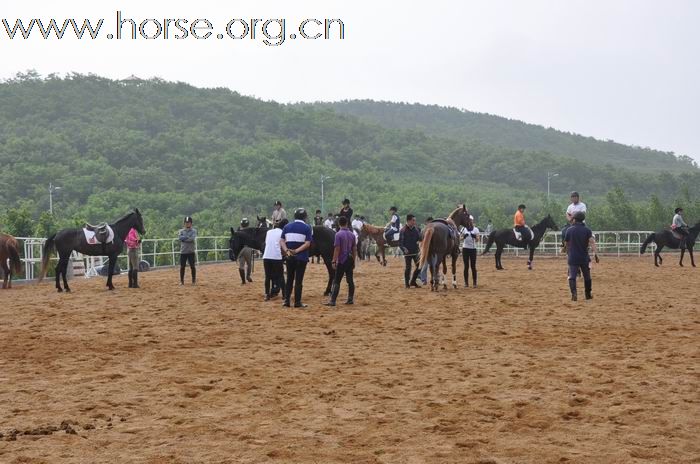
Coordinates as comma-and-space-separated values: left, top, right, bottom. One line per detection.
672, 207, 689, 248
384, 206, 400, 242
513, 204, 532, 249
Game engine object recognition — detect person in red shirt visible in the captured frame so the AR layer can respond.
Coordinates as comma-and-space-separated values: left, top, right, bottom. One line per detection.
513, 204, 531, 249
125, 227, 141, 288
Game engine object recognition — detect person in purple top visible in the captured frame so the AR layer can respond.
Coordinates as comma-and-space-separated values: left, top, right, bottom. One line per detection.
325, 216, 357, 307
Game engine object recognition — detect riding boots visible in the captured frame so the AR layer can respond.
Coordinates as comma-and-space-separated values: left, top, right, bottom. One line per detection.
133, 270, 140, 289
128, 270, 134, 288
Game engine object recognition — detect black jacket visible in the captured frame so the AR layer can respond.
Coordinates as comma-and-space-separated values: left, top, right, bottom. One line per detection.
399, 225, 421, 254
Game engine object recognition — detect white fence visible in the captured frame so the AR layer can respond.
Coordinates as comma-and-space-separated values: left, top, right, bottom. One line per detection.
4, 231, 676, 283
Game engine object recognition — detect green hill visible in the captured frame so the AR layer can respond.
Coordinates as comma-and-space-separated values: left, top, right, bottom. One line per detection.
0, 73, 698, 237
313, 100, 697, 174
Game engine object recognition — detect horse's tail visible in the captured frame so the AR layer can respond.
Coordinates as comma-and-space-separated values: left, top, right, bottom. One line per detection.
640, 233, 655, 255
39, 234, 56, 282
8, 239, 22, 275
418, 227, 434, 269
482, 231, 496, 255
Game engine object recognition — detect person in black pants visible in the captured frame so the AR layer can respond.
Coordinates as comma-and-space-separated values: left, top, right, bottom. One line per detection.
399, 214, 422, 288
460, 217, 480, 287
280, 208, 313, 308
325, 216, 357, 306
263, 219, 287, 301
178, 216, 197, 285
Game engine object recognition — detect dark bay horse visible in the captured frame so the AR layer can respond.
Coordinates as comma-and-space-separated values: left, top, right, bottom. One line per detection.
230, 223, 337, 296
0, 234, 23, 289
482, 215, 557, 270
40, 209, 145, 292
359, 223, 398, 266
418, 207, 472, 291
640, 222, 699, 267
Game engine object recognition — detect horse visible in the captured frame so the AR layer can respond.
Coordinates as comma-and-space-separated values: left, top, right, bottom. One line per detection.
0, 234, 23, 289
640, 222, 699, 267
39, 209, 146, 292
418, 207, 472, 291
231, 223, 337, 296
358, 223, 399, 266
482, 215, 558, 270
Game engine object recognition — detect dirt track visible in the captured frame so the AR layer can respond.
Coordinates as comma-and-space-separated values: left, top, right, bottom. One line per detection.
0, 256, 698, 464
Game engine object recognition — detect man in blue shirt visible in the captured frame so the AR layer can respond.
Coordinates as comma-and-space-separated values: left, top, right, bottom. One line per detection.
564, 211, 599, 301
280, 208, 313, 308
325, 216, 357, 307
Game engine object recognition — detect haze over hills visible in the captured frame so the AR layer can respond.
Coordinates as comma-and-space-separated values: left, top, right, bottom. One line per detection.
312, 100, 698, 175
0, 73, 698, 236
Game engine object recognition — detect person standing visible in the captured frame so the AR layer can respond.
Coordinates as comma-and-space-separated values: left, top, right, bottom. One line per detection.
237, 218, 254, 284
338, 199, 354, 223
460, 217, 480, 288
126, 227, 141, 289
178, 216, 197, 285
263, 218, 287, 301
564, 211, 599, 301
323, 213, 335, 229
485, 219, 493, 236
399, 214, 422, 288
672, 207, 689, 248
280, 208, 313, 308
272, 200, 287, 227
313, 210, 324, 226
562, 191, 587, 241
325, 216, 357, 306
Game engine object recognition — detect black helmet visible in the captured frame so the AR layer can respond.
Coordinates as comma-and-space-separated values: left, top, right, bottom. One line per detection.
240, 218, 249, 227
573, 211, 586, 222
274, 200, 282, 206
675, 207, 683, 214
570, 191, 580, 198
184, 216, 193, 224
518, 204, 526, 210
294, 208, 307, 220
389, 206, 397, 212
342, 198, 350, 205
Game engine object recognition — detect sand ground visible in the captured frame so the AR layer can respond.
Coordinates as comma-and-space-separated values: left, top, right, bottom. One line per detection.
0, 255, 698, 464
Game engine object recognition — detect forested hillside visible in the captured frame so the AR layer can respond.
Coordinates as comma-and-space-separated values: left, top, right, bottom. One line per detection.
314, 100, 697, 174
1, 73, 698, 238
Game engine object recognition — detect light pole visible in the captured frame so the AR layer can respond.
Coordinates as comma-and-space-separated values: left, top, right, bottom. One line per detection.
320, 175, 331, 214
547, 172, 558, 200
49, 182, 62, 215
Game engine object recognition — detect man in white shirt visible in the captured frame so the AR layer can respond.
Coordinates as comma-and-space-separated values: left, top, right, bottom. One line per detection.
263, 218, 287, 301
562, 191, 587, 251
323, 213, 334, 229
351, 215, 364, 242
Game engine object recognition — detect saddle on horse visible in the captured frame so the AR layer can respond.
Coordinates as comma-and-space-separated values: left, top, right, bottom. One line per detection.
513, 226, 532, 242
85, 222, 111, 244
432, 218, 459, 241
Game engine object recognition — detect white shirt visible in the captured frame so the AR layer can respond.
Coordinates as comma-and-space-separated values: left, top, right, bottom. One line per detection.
461, 226, 480, 249
323, 218, 334, 229
351, 219, 363, 232
566, 202, 587, 220
262, 228, 283, 260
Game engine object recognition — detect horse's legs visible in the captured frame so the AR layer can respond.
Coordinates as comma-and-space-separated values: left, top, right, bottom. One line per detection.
322, 255, 334, 296
679, 248, 685, 267
61, 255, 71, 293
655, 246, 663, 266
528, 247, 535, 270
1, 262, 8, 289
55, 257, 65, 292
451, 254, 457, 289
106, 254, 117, 290
381, 245, 387, 267
689, 247, 695, 267
495, 245, 504, 270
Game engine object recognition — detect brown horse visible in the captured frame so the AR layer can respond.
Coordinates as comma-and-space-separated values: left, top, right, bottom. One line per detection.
359, 223, 399, 266
0, 234, 23, 289
419, 206, 472, 291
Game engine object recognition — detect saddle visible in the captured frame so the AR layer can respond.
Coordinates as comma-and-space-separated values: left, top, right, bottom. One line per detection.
85, 222, 110, 243
431, 218, 458, 240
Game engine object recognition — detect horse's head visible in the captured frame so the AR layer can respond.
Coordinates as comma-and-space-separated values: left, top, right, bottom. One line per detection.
544, 214, 558, 231
133, 208, 146, 235
256, 216, 268, 228
449, 205, 471, 229
229, 227, 243, 261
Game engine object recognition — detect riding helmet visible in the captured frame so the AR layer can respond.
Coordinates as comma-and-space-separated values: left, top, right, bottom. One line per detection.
675, 207, 683, 214
573, 211, 586, 222
518, 204, 526, 210
570, 191, 580, 198
184, 216, 193, 224
240, 218, 250, 227
294, 208, 308, 220
342, 198, 350, 205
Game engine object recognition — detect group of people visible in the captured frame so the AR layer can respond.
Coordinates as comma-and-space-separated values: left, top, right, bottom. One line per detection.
165, 191, 691, 305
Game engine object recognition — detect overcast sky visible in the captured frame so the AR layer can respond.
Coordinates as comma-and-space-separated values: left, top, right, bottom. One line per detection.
3, 0, 699, 161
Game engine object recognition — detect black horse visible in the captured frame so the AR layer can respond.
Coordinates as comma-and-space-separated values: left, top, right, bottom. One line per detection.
40, 209, 146, 292
482, 215, 558, 270
640, 222, 699, 267
230, 223, 337, 296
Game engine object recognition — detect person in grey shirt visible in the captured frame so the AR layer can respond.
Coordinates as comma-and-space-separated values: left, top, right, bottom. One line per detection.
178, 216, 197, 285
271, 200, 287, 227
672, 207, 689, 247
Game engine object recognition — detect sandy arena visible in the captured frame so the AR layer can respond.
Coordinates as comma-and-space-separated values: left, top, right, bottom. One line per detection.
0, 256, 698, 464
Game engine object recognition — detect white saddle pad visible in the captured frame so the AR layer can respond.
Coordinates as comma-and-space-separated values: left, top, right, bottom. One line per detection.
83, 226, 115, 245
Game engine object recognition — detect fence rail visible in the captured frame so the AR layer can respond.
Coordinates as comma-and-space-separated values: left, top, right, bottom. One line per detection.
3, 231, 674, 283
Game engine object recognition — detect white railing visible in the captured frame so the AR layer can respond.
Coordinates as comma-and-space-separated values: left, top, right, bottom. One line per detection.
5, 231, 685, 283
